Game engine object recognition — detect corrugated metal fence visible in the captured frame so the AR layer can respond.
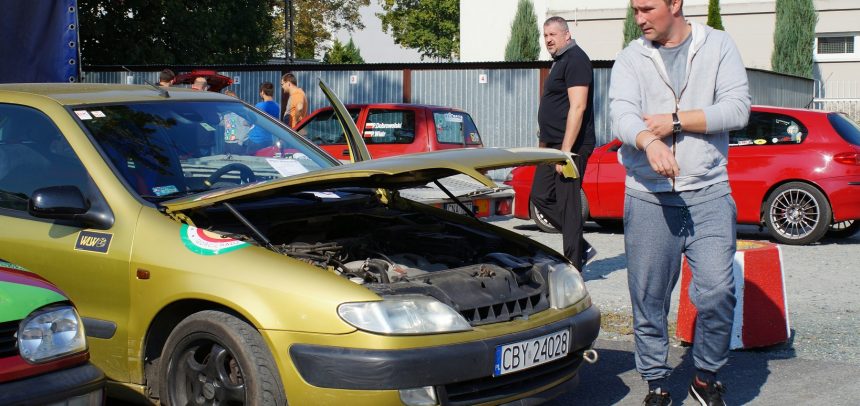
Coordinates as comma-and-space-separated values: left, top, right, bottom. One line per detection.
84, 63, 813, 149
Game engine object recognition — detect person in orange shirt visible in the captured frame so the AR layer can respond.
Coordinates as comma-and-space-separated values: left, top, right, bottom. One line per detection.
281, 73, 308, 128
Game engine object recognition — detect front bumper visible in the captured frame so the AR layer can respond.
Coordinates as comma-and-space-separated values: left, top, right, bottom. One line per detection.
290, 305, 600, 405
0, 362, 105, 406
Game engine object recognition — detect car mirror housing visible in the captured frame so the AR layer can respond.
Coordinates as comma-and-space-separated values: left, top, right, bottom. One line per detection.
28, 186, 113, 229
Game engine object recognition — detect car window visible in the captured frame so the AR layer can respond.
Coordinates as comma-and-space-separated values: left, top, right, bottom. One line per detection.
75, 101, 337, 202
364, 109, 415, 144
299, 108, 361, 146
433, 111, 482, 146
827, 113, 860, 146
0, 104, 90, 211
730, 112, 808, 147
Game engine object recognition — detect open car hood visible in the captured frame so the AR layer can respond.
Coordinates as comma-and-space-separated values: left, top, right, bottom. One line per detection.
162, 80, 577, 213
162, 147, 577, 212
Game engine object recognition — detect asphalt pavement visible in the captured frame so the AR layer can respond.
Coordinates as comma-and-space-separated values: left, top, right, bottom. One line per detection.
486, 217, 860, 405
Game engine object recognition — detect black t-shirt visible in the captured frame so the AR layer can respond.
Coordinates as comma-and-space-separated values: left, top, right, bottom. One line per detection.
538, 41, 596, 152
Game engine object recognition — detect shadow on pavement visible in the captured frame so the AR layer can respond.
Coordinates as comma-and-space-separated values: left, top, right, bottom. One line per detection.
582, 254, 627, 281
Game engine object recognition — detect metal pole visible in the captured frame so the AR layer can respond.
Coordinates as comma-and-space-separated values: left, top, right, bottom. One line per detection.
288, 0, 295, 62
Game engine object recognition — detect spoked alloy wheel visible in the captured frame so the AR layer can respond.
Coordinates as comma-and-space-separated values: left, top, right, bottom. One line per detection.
828, 220, 859, 238
764, 182, 831, 245
160, 311, 286, 406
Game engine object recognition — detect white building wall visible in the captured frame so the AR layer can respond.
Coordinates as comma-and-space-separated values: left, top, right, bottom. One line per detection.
461, 0, 860, 98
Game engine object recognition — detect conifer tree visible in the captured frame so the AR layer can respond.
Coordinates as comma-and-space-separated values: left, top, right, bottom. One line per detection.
771, 0, 817, 78
323, 38, 365, 64
707, 0, 725, 30
504, 0, 541, 61
622, 6, 640, 47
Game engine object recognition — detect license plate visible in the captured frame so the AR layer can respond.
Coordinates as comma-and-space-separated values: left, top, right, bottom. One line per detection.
494, 328, 570, 376
443, 201, 473, 215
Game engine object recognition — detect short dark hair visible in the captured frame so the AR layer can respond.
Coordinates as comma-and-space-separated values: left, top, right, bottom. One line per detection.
543, 16, 569, 32
260, 82, 275, 96
159, 69, 175, 83
281, 72, 297, 86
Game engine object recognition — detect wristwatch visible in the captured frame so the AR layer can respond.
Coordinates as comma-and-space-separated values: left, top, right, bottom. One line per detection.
672, 112, 682, 135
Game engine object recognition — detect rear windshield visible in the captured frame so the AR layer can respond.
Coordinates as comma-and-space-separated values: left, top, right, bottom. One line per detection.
729, 111, 808, 146
298, 108, 361, 145
828, 113, 860, 146
433, 111, 482, 146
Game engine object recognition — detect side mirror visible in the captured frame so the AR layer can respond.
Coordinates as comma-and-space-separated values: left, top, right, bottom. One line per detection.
28, 186, 113, 229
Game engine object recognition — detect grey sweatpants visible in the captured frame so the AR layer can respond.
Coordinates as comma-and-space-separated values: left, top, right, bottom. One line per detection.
624, 193, 737, 381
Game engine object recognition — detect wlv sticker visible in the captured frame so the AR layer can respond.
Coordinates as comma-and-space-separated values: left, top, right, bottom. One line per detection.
75, 231, 113, 254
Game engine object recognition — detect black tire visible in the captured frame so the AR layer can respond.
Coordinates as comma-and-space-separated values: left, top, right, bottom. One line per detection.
764, 182, 832, 245
828, 220, 860, 238
530, 202, 559, 233
529, 190, 589, 234
159, 310, 286, 406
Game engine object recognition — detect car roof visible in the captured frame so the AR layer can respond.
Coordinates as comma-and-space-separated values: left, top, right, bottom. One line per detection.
317, 103, 467, 112
752, 105, 830, 115
0, 83, 232, 106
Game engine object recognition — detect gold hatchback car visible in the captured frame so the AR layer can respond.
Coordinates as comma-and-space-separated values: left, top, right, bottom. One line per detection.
0, 81, 600, 405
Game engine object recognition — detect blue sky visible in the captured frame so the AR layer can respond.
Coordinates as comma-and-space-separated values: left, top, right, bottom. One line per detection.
333, 2, 423, 63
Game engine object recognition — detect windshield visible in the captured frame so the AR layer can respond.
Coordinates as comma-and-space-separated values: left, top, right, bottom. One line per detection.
76, 101, 338, 202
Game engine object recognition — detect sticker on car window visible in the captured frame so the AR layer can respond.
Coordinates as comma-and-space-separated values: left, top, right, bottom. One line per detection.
266, 158, 309, 177
311, 191, 340, 199
443, 113, 464, 123
152, 185, 179, 197
74, 110, 93, 120
200, 123, 216, 132
469, 132, 480, 143
737, 140, 753, 146
180, 224, 249, 256
91, 111, 106, 118
754, 139, 767, 145
74, 231, 113, 254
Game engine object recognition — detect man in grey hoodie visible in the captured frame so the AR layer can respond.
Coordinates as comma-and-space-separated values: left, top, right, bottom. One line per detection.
609, 0, 750, 405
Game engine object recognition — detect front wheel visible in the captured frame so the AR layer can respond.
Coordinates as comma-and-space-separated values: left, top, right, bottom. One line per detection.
764, 182, 831, 245
159, 310, 286, 406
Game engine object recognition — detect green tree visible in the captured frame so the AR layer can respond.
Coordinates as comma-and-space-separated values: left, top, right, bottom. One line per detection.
504, 0, 540, 61
378, 0, 459, 61
771, 0, 817, 78
323, 38, 366, 63
707, 0, 725, 30
273, 0, 369, 60
79, 0, 280, 65
622, 6, 640, 47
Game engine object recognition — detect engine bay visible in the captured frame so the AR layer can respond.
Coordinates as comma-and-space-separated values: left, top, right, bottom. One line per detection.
187, 191, 562, 325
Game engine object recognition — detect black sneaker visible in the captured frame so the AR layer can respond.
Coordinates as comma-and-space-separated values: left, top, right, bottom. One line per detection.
582, 245, 597, 265
643, 388, 672, 406
689, 377, 726, 406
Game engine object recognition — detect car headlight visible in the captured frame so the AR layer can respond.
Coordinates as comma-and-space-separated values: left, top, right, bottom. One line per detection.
18, 305, 87, 363
338, 296, 472, 335
548, 262, 588, 309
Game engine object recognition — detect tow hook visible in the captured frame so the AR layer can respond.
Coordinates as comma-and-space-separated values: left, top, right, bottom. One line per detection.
583, 349, 599, 364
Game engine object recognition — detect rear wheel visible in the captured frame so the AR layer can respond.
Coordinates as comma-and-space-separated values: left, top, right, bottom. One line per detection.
159, 311, 286, 406
828, 220, 859, 238
529, 190, 589, 234
764, 182, 831, 245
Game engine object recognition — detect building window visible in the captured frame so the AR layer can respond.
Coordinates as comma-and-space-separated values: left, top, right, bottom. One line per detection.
815, 34, 859, 62
818, 36, 854, 54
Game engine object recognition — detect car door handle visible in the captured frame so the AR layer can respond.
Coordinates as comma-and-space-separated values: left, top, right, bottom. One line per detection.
342, 149, 350, 156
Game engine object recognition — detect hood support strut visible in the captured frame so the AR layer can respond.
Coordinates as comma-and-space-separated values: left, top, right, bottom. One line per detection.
433, 180, 478, 220
223, 202, 277, 251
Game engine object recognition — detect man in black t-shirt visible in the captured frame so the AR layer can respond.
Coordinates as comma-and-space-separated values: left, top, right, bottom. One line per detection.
532, 16, 596, 271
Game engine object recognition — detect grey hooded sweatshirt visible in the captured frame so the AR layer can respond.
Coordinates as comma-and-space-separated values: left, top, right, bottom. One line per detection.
609, 21, 750, 193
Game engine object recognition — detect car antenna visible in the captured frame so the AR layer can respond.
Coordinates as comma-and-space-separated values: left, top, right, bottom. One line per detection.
121, 66, 169, 98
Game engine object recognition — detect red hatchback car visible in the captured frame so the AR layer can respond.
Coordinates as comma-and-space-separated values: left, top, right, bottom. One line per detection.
506, 106, 860, 245
295, 103, 483, 161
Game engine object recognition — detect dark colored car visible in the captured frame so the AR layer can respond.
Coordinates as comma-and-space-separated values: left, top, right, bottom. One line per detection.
506, 106, 860, 245
172, 70, 234, 92
0, 262, 105, 405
